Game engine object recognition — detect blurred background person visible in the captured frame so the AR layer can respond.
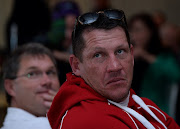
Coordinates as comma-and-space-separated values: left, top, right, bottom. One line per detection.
140, 23, 180, 119
128, 12, 162, 95
48, 0, 81, 84
152, 10, 167, 28
159, 23, 180, 122
1, 0, 52, 126
0, 43, 60, 129
159, 23, 180, 56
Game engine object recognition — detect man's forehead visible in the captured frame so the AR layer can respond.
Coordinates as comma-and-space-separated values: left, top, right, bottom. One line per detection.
83, 26, 125, 36
20, 54, 46, 59
20, 54, 52, 63
19, 55, 54, 68
82, 27, 127, 43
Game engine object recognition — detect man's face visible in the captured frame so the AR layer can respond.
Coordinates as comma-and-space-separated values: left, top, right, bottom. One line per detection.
72, 27, 134, 102
12, 55, 60, 116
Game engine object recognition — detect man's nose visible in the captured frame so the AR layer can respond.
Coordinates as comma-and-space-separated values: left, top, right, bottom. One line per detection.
40, 73, 52, 88
107, 55, 122, 72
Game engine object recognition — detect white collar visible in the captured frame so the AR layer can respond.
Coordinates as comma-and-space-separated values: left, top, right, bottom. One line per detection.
6, 107, 37, 120
1, 107, 51, 129
117, 92, 130, 107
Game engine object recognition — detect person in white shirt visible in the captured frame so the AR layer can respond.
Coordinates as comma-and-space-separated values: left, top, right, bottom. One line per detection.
1, 43, 60, 129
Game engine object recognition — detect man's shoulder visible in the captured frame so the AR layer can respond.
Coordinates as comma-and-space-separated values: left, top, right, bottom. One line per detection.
137, 96, 168, 120
140, 97, 158, 106
1, 117, 51, 129
2, 107, 51, 129
60, 100, 133, 129
60, 100, 108, 128
138, 96, 162, 111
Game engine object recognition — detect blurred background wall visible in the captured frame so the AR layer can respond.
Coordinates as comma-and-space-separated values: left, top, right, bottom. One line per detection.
0, 0, 180, 50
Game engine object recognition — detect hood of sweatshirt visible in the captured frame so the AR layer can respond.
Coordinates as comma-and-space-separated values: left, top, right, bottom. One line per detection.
47, 72, 136, 129
48, 73, 106, 129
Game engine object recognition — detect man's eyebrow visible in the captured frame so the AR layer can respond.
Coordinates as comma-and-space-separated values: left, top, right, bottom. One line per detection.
92, 44, 128, 51
117, 44, 129, 48
93, 47, 106, 51
25, 67, 38, 70
25, 66, 56, 71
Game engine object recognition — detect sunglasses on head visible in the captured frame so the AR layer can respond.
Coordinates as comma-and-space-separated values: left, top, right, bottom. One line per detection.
73, 9, 127, 38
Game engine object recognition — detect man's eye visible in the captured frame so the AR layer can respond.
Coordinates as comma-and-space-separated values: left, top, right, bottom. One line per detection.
117, 49, 124, 54
94, 53, 101, 58
27, 72, 35, 78
46, 70, 57, 76
27, 71, 39, 78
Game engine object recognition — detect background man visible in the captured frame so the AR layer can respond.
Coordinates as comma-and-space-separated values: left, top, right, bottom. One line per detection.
1, 43, 60, 129
48, 9, 179, 129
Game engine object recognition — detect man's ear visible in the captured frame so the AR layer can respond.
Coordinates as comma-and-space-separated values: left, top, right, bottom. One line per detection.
69, 55, 81, 76
4, 79, 16, 97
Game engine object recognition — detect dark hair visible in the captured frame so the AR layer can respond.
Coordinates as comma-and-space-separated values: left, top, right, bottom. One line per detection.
2, 43, 57, 104
128, 13, 162, 55
72, 11, 130, 62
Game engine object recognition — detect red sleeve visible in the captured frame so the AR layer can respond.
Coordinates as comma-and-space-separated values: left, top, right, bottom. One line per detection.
166, 116, 180, 129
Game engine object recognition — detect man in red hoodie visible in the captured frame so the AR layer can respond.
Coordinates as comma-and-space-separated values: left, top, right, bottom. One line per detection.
48, 9, 179, 129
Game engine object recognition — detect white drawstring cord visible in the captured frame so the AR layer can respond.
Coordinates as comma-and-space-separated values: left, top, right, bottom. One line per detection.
132, 95, 167, 129
108, 100, 156, 129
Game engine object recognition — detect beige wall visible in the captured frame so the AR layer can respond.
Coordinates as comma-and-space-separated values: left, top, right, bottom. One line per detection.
111, 0, 180, 25
0, 0, 180, 49
75, 0, 180, 25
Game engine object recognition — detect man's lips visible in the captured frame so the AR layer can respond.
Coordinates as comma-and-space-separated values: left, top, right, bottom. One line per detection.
106, 77, 127, 86
36, 90, 49, 94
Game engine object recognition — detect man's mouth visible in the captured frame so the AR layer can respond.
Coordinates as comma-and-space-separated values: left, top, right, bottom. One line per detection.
106, 77, 127, 86
36, 90, 49, 94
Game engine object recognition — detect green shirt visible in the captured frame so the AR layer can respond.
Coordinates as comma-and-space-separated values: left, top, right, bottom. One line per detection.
140, 53, 180, 115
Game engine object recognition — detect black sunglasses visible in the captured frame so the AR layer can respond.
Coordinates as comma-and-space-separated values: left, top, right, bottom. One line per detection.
73, 9, 127, 38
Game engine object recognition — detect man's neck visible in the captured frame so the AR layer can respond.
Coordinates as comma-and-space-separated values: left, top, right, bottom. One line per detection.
118, 92, 130, 107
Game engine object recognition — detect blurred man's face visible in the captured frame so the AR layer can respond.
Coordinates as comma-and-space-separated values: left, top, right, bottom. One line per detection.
130, 20, 151, 49
12, 55, 60, 116
71, 27, 134, 102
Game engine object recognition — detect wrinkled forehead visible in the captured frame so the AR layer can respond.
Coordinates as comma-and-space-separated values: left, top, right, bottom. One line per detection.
87, 25, 125, 32
81, 27, 129, 53
82, 26, 126, 40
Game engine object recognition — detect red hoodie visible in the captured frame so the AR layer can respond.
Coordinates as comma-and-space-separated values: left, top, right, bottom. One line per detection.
48, 73, 179, 129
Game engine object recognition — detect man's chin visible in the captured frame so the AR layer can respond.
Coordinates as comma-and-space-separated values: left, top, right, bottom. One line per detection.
107, 88, 129, 103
